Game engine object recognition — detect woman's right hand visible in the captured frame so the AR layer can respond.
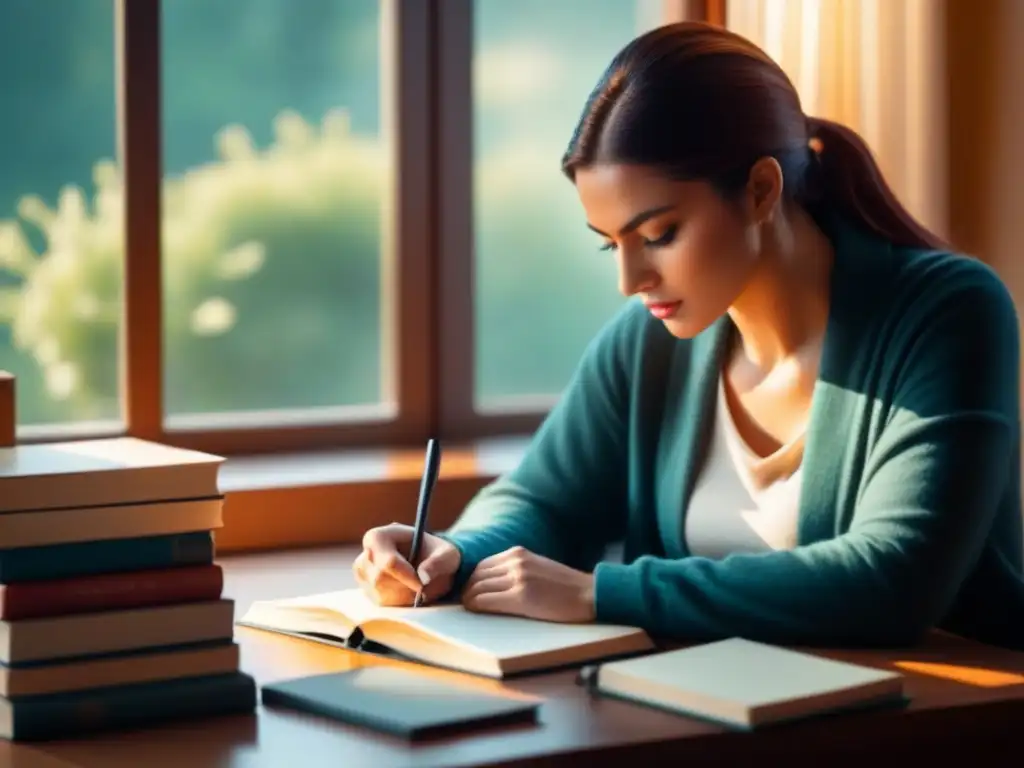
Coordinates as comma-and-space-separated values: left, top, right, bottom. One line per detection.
353, 523, 462, 607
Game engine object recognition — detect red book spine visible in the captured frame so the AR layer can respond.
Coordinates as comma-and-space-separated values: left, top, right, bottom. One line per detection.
0, 564, 224, 620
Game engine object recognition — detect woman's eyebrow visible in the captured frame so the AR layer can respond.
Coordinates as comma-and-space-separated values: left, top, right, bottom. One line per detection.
586, 204, 676, 237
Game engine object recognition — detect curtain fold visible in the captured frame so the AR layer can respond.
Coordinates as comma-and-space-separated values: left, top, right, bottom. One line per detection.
726, 0, 949, 239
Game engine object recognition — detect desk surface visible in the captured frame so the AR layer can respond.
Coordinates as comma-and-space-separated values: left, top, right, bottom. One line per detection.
7, 545, 1024, 768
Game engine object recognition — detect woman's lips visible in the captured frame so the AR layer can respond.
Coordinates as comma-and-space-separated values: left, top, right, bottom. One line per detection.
645, 301, 682, 320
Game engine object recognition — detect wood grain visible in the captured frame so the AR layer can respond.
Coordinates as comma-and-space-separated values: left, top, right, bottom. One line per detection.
11, 546, 1024, 767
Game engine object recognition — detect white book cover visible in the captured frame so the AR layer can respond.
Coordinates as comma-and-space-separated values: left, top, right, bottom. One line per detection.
591, 637, 905, 728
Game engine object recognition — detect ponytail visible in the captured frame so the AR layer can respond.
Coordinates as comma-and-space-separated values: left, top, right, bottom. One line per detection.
807, 117, 948, 250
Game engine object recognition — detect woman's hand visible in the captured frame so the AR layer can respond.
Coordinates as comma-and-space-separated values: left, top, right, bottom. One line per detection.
461, 546, 596, 623
353, 523, 461, 607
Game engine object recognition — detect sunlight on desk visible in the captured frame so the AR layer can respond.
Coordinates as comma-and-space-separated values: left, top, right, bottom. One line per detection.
893, 660, 1024, 688
385, 451, 478, 479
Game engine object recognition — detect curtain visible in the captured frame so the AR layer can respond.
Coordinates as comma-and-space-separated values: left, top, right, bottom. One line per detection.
725, 0, 949, 239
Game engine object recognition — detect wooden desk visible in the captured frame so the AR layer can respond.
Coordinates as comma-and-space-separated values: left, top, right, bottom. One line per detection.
7, 546, 1024, 768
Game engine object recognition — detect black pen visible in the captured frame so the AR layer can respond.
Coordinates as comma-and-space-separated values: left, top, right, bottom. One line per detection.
408, 438, 441, 608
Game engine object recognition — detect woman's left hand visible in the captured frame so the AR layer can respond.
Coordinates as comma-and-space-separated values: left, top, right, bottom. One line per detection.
461, 546, 596, 623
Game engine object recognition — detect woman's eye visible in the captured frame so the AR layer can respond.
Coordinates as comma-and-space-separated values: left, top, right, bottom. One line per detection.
644, 224, 678, 248
597, 224, 677, 252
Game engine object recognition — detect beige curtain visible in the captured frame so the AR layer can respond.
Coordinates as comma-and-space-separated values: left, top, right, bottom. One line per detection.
725, 0, 949, 239
992, 0, 1024, 272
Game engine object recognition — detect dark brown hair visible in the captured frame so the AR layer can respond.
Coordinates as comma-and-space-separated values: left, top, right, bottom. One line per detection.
562, 22, 947, 250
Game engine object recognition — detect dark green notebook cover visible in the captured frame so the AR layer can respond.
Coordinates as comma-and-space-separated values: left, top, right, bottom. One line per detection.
0, 531, 214, 583
261, 667, 540, 739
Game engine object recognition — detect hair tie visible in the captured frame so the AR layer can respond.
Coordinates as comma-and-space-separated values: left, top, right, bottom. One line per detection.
803, 124, 826, 203
805, 114, 826, 157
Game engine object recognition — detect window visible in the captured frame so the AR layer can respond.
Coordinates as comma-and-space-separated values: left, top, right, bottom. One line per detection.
471, 0, 657, 408
6, 1, 720, 461
160, 0, 389, 429
438, 1, 679, 438
0, 1, 121, 433
0, 0, 721, 551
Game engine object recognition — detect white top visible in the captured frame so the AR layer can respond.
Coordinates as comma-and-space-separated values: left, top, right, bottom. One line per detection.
684, 376, 805, 559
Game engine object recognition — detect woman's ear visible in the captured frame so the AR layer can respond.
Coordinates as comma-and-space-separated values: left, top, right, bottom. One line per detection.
744, 156, 784, 225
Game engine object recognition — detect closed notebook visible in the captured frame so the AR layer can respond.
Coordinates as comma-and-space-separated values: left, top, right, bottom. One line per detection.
580, 637, 906, 730
238, 588, 654, 678
261, 667, 541, 739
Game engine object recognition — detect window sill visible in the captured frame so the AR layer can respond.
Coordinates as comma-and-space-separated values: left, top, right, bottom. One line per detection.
214, 435, 530, 554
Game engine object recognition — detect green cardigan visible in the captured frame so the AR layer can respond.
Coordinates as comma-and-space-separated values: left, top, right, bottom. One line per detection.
444, 216, 1024, 649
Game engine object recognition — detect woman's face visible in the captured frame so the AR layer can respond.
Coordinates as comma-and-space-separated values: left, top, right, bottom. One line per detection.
573, 162, 761, 339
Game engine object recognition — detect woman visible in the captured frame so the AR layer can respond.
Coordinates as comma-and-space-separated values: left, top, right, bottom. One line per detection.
354, 22, 1024, 648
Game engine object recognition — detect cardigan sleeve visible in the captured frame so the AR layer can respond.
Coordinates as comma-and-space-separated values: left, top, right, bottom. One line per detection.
440, 304, 643, 589
594, 270, 1021, 646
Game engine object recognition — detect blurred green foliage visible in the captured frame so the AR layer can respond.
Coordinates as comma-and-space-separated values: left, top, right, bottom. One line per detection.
0, 0, 637, 426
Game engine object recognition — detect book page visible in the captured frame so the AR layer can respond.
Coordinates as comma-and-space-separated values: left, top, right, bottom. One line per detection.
247, 589, 645, 660
320, 590, 644, 659
239, 592, 366, 640
400, 609, 646, 660
300, 589, 460, 624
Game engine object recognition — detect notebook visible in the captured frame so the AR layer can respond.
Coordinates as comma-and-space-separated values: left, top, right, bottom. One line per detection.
237, 589, 655, 678
261, 667, 541, 739
578, 637, 906, 730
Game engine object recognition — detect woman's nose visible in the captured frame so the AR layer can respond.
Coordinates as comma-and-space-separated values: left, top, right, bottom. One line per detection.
617, 250, 659, 298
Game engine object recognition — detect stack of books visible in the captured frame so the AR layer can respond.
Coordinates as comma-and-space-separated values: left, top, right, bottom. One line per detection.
0, 436, 256, 741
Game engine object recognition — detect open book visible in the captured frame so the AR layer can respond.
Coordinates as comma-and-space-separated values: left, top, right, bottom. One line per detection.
237, 589, 655, 678
580, 638, 906, 729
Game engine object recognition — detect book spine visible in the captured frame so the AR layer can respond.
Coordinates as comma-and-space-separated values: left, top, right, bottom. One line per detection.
0, 531, 214, 584
0, 565, 224, 620
10, 672, 257, 741
3, 638, 235, 670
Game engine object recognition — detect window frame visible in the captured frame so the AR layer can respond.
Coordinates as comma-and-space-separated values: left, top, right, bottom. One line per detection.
110, 0, 438, 457
16, 0, 724, 455
9, 0, 725, 553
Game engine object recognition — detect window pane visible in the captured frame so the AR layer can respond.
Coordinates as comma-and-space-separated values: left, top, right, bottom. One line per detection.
161, 0, 387, 423
473, 0, 658, 405
0, 1, 120, 428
